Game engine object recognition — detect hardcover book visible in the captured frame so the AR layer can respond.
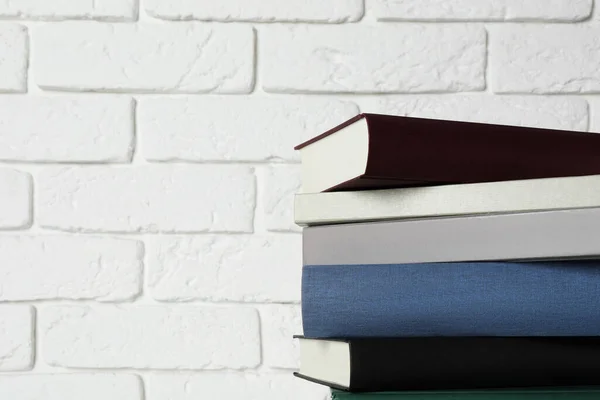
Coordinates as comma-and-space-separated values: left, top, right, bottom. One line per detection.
302, 207, 600, 265
330, 388, 600, 399
295, 174, 600, 226
294, 113, 600, 193
295, 336, 600, 392
302, 261, 600, 338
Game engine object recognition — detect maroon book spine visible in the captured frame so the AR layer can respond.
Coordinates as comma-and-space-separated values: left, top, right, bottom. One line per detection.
296, 113, 600, 192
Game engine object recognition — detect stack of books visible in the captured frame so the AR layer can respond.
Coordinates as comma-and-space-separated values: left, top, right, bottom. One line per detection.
291, 113, 600, 400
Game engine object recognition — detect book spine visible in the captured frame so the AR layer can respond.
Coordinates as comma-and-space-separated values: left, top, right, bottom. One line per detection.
302, 261, 600, 337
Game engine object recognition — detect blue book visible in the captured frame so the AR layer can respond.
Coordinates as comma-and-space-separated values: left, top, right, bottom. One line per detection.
302, 261, 600, 338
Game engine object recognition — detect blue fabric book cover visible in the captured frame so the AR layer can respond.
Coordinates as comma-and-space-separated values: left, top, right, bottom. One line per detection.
302, 261, 600, 338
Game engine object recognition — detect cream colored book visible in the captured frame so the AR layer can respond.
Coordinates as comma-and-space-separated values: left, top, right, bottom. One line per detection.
294, 174, 600, 226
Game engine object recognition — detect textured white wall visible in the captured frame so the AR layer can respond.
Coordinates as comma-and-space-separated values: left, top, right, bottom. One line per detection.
0, 0, 597, 398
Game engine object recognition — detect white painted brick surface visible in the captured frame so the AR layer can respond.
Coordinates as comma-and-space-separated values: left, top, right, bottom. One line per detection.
33, 23, 254, 93
41, 306, 260, 369
38, 166, 255, 233
0, 374, 142, 400
147, 235, 301, 302
138, 97, 359, 162
491, 26, 600, 93
0, 0, 137, 21
369, 96, 589, 131
146, 373, 330, 400
374, 0, 592, 21
260, 305, 302, 368
0, 96, 134, 162
146, 0, 363, 22
0, 236, 142, 301
0, 1, 597, 398
0, 169, 31, 229
265, 166, 301, 232
262, 25, 486, 93
0, 306, 33, 371
0, 24, 27, 92
588, 99, 600, 133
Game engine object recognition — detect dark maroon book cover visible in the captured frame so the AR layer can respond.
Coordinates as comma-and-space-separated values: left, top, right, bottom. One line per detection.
295, 113, 600, 192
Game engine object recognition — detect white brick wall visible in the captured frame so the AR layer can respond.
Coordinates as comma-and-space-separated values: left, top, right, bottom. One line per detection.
0, 96, 134, 162
0, 374, 143, 399
146, 372, 329, 400
0, 0, 138, 21
147, 235, 301, 302
37, 166, 256, 233
138, 97, 358, 162
0, 236, 142, 301
490, 25, 600, 93
0, 305, 33, 370
259, 305, 303, 369
264, 165, 301, 232
373, 0, 593, 21
0, 24, 27, 92
145, 0, 364, 23
0, 169, 32, 229
262, 25, 486, 93
368, 96, 589, 131
0, 1, 598, 398
33, 23, 255, 93
41, 305, 260, 369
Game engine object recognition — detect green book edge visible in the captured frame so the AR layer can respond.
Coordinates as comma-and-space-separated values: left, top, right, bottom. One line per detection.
331, 387, 600, 399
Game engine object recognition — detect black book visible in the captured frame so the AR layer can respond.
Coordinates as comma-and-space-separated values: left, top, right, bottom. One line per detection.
294, 336, 600, 392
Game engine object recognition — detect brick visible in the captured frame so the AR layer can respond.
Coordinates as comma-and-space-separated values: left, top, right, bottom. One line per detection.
0, 236, 142, 301
0, 24, 27, 92
147, 235, 301, 302
146, 373, 329, 400
145, 0, 363, 22
264, 166, 301, 232
37, 166, 255, 233
260, 305, 301, 369
41, 306, 260, 369
0, 0, 137, 21
373, 0, 592, 21
138, 97, 358, 162
0, 169, 31, 229
262, 25, 485, 93
0, 96, 134, 162
0, 374, 142, 400
491, 26, 600, 93
588, 99, 600, 133
370, 96, 588, 131
0, 306, 33, 371
33, 23, 254, 93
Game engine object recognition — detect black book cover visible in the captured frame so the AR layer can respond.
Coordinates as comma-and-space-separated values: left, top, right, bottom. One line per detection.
294, 337, 600, 392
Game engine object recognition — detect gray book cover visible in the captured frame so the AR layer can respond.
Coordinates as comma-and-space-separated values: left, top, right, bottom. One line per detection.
303, 207, 600, 265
